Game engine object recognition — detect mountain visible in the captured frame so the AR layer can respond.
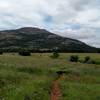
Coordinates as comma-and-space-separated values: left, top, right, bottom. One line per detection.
0, 27, 98, 52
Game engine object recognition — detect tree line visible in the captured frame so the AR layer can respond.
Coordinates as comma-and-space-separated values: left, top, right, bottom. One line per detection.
0, 48, 99, 53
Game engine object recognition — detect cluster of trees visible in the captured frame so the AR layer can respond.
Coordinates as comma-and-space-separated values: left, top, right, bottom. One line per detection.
19, 50, 31, 56
0, 47, 100, 53
0, 48, 58, 53
69, 55, 96, 64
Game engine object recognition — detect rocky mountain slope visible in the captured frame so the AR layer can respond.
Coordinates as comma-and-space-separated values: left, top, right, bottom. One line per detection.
0, 27, 98, 52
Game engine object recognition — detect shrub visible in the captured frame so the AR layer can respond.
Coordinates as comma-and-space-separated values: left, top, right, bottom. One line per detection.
98, 49, 100, 53
19, 50, 31, 56
90, 60, 96, 64
50, 52, 59, 59
84, 56, 90, 63
56, 71, 66, 75
70, 55, 79, 62
24, 95, 32, 100
0, 51, 3, 55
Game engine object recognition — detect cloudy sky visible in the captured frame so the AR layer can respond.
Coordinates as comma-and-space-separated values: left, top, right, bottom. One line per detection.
0, 0, 100, 47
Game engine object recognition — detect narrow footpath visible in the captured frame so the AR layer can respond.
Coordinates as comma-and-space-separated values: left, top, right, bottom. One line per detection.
50, 74, 63, 100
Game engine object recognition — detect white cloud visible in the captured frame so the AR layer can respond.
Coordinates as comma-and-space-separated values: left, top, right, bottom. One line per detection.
0, 0, 100, 47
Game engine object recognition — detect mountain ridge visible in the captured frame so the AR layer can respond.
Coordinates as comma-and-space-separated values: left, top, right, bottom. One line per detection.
0, 27, 99, 52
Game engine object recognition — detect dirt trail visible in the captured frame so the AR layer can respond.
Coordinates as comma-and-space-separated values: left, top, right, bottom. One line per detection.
50, 75, 63, 100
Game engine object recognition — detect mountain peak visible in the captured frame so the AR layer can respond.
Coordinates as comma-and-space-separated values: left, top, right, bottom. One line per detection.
19, 27, 41, 31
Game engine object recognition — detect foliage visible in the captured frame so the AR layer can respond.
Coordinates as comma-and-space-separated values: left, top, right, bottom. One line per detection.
0, 49, 3, 55
0, 51, 3, 55
89, 60, 96, 64
84, 56, 90, 63
70, 55, 79, 62
50, 52, 60, 59
19, 50, 31, 56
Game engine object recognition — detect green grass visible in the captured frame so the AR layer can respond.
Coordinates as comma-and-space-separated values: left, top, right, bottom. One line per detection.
0, 53, 100, 100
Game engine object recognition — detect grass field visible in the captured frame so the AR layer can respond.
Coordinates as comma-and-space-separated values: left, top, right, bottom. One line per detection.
0, 53, 100, 100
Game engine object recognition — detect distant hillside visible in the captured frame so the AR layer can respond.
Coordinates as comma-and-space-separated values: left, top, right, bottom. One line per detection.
0, 27, 99, 52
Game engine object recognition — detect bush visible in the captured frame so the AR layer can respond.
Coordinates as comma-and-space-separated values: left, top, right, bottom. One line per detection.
70, 55, 79, 62
24, 95, 32, 100
0, 51, 3, 55
90, 60, 96, 64
19, 50, 31, 56
98, 49, 100, 53
84, 56, 90, 63
50, 52, 59, 59
83, 56, 97, 64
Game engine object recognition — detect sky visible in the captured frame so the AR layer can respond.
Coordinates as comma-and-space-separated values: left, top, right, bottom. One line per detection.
0, 0, 100, 47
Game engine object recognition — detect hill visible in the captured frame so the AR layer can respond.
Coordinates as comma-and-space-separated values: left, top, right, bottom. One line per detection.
0, 27, 98, 52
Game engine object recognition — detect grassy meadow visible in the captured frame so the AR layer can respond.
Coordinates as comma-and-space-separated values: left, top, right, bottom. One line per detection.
0, 53, 100, 100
